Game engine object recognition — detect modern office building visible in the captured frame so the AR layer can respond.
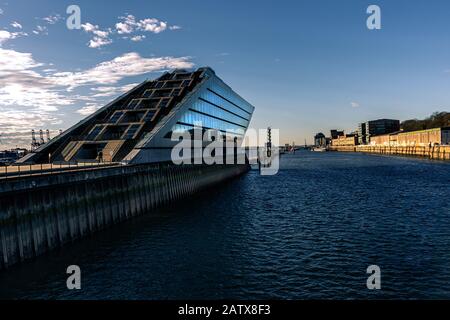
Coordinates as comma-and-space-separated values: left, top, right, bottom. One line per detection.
358, 119, 400, 145
358, 122, 367, 145
19, 67, 255, 164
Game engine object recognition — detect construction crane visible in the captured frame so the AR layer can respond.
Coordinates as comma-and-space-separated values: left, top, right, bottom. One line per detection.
39, 129, 45, 145
46, 129, 51, 142
31, 129, 44, 151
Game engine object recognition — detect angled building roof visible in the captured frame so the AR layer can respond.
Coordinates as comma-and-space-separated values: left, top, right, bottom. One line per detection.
19, 67, 255, 164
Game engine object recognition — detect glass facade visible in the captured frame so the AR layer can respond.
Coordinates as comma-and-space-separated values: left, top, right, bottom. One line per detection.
170, 78, 253, 139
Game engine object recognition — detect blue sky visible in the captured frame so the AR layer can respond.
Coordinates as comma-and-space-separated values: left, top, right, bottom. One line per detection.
1, 0, 450, 148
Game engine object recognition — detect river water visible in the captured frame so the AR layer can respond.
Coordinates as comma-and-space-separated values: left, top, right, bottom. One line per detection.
1, 151, 450, 299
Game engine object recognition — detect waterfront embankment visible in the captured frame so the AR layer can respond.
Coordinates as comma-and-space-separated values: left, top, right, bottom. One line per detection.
0, 163, 249, 270
329, 144, 450, 160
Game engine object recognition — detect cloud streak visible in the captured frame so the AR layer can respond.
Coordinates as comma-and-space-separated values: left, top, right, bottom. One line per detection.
49, 52, 193, 89
0, 30, 27, 45
0, 48, 194, 148
80, 14, 181, 49
115, 15, 175, 35
81, 22, 113, 48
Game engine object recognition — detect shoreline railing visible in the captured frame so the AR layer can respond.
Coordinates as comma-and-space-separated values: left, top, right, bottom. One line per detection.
0, 161, 120, 180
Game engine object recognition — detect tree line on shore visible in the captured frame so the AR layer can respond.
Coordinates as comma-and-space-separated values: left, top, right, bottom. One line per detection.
401, 111, 450, 132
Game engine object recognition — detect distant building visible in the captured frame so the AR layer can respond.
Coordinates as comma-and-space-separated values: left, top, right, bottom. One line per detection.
314, 132, 326, 147
332, 134, 359, 146
358, 123, 367, 144
330, 130, 344, 140
370, 127, 450, 146
0, 148, 28, 165
358, 119, 400, 145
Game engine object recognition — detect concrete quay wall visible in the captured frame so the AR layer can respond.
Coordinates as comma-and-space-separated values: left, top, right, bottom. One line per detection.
0, 163, 249, 270
329, 145, 450, 160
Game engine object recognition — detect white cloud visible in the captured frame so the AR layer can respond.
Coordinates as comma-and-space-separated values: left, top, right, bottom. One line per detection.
79, 15, 180, 48
0, 30, 27, 45
116, 22, 133, 34
88, 37, 113, 48
350, 102, 360, 108
115, 15, 136, 34
90, 83, 139, 97
0, 49, 193, 94
0, 47, 194, 148
0, 108, 61, 149
0, 48, 43, 71
138, 18, 167, 33
81, 23, 112, 48
43, 14, 62, 24
0, 84, 73, 111
81, 23, 111, 38
50, 52, 193, 89
115, 15, 178, 35
77, 103, 102, 116
0, 30, 14, 45
33, 25, 48, 35
11, 21, 23, 29
0, 49, 72, 111
0, 30, 28, 46
0, 8, 3, 15
130, 35, 145, 42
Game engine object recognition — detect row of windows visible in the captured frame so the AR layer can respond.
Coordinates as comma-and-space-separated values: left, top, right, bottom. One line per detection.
171, 124, 244, 139
178, 110, 246, 135
199, 89, 251, 120
167, 79, 252, 141
123, 124, 141, 139
206, 79, 254, 115
189, 100, 249, 127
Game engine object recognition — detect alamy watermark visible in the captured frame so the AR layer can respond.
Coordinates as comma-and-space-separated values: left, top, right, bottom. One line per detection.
367, 5, 381, 30
366, 265, 381, 290
66, 265, 81, 290
170, 125, 280, 176
66, 5, 81, 30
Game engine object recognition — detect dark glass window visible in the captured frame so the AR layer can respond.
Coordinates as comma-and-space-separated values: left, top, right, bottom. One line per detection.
87, 126, 103, 140
143, 111, 155, 122
109, 112, 123, 123
123, 124, 141, 139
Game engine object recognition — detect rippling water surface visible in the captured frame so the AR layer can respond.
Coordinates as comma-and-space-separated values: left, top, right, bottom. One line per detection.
1, 151, 450, 299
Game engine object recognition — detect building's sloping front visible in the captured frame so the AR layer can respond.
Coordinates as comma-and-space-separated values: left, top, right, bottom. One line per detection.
18, 67, 255, 164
